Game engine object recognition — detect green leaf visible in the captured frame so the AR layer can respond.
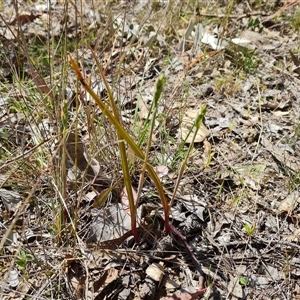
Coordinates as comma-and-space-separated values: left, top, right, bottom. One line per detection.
239, 277, 248, 286
244, 222, 256, 235
16, 259, 26, 270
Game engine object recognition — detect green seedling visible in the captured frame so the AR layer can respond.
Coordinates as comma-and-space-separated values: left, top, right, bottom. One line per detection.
248, 17, 263, 32
244, 222, 256, 236
239, 276, 249, 286
16, 249, 33, 271
226, 44, 260, 74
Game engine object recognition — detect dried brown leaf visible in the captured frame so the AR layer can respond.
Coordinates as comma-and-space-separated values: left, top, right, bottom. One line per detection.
154, 165, 169, 178
10, 13, 40, 25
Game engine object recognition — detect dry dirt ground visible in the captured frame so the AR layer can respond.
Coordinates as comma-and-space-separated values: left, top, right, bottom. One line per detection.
1, 0, 300, 299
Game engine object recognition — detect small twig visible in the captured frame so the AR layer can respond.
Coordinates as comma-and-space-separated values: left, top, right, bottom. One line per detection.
86, 230, 133, 250
189, 51, 218, 69
159, 214, 205, 282
262, 0, 300, 23
268, 239, 300, 251
197, 11, 269, 20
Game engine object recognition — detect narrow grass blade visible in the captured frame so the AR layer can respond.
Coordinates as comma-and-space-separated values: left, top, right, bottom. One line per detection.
169, 105, 207, 208
136, 75, 165, 207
